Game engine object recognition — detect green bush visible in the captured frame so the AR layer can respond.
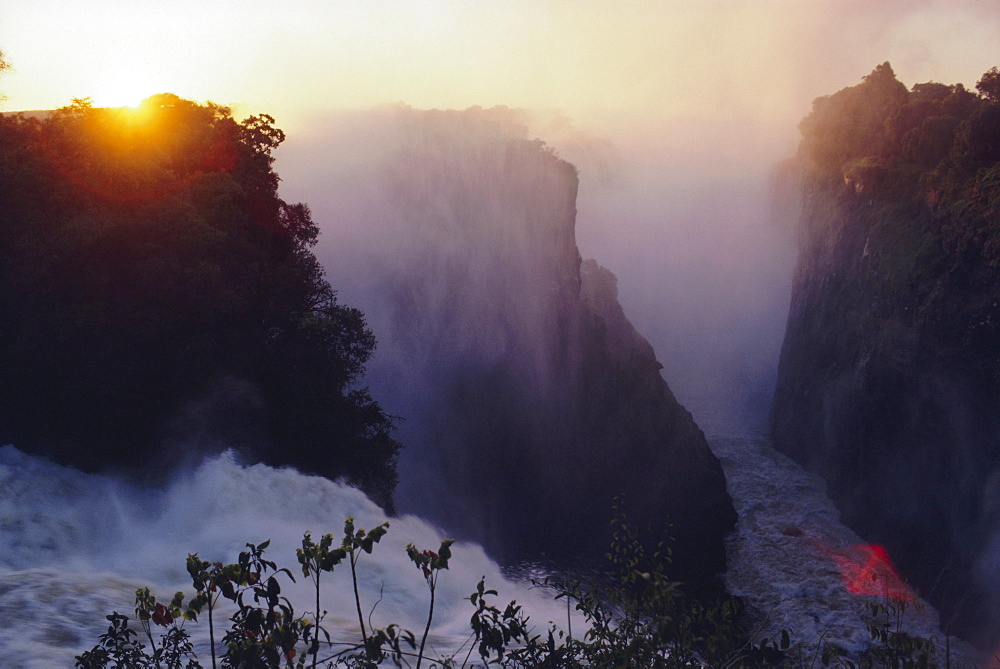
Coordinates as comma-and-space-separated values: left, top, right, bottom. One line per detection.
77, 512, 948, 668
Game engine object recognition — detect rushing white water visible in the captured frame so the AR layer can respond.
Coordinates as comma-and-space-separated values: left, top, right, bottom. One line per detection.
710, 433, 981, 665
0, 446, 576, 667
0, 432, 987, 667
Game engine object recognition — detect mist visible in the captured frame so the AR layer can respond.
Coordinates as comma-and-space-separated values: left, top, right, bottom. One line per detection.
277, 117, 787, 460
566, 116, 801, 435
6, 0, 997, 445
269, 107, 739, 561
6, 0, 1000, 657
260, 1, 1000, 441
256, 9, 1000, 639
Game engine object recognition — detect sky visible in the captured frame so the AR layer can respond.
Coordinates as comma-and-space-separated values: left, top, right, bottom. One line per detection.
3, 1, 999, 132
4, 4, 1000, 651
4, 0, 1000, 430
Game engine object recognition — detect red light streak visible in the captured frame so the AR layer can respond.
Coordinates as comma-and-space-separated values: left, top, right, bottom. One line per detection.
826, 544, 916, 602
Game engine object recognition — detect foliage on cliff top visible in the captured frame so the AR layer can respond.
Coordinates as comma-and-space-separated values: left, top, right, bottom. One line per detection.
795, 64, 1000, 377
798, 62, 1000, 203
0, 95, 399, 505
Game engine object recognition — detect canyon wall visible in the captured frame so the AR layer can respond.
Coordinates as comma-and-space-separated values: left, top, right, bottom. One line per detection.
772, 64, 1000, 645
313, 107, 737, 584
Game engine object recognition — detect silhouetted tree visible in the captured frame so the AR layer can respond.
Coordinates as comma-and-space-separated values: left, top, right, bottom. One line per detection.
0, 96, 399, 506
976, 66, 1000, 103
798, 62, 908, 171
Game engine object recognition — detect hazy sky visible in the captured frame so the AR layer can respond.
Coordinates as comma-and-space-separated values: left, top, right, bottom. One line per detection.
2, 0, 999, 134
4, 0, 1000, 430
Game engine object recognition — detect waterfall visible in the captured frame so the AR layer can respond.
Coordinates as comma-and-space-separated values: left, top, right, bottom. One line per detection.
0, 446, 576, 666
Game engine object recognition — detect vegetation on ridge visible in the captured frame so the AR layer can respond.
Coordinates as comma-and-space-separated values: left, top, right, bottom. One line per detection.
0, 95, 399, 505
798, 62, 1000, 303
75, 514, 955, 668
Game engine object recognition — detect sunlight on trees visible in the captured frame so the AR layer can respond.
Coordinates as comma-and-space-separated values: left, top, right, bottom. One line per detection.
976, 66, 1000, 103
0, 50, 10, 102
0, 95, 400, 505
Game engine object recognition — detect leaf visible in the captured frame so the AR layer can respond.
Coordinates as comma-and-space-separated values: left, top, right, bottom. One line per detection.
151, 603, 173, 627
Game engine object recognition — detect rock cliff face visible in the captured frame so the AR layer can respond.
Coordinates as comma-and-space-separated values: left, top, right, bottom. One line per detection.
771, 64, 1000, 646
316, 107, 736, 585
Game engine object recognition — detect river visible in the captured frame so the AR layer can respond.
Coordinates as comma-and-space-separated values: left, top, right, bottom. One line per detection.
0, 430, 984, 666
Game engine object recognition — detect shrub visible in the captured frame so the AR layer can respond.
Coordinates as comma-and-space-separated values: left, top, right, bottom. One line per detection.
78, 513, 945, 668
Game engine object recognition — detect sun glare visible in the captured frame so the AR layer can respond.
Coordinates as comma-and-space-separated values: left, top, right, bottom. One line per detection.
92, 86, 147, 109
90, 74, 166, 109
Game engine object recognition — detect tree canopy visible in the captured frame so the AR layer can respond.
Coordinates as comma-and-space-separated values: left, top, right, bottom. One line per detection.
976, 66, 1000, 104
0, 50, 9, 101
796, 63, 1000, 270
0, 95, 399, 505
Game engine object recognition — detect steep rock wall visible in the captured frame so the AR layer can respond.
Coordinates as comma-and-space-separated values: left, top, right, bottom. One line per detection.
771, 65, 1000, 646
313, 107, 736, 585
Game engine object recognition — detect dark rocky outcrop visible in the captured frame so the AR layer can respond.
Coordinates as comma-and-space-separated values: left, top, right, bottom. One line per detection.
318, 107, 736, 586
772, 64, 1000, 646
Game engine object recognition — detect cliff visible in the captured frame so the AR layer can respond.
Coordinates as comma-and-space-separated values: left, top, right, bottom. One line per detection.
772, 64, 1000, 646
323, 107, 736, 586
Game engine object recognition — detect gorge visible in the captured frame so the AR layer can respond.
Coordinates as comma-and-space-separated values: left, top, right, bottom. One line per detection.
282, 106, 737, 584
3, 60, 1000, 663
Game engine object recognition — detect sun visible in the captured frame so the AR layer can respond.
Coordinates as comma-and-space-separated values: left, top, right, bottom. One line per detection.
92, 84, 150, 109
90, 73, 166, 109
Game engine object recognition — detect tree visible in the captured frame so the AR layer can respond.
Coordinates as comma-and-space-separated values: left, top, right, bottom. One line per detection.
0, 97, 400, 505
0, 50, 9, 101
798, 62, 908, 172
976, 66, 1000, 103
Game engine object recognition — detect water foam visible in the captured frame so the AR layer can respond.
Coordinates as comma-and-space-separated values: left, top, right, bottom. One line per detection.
0, 446, 574, 666
712, 436, 979, 663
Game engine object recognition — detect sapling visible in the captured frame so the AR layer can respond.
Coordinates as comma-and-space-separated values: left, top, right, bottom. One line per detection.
134, 587, 197, 668
406, 538, 455, 669
464, 576, 537, 667
77, 511, 925, 668
341, 517, 390, 648
185, 554, 236, 668
75, 613, 151, 668
297, 530, 347, 666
